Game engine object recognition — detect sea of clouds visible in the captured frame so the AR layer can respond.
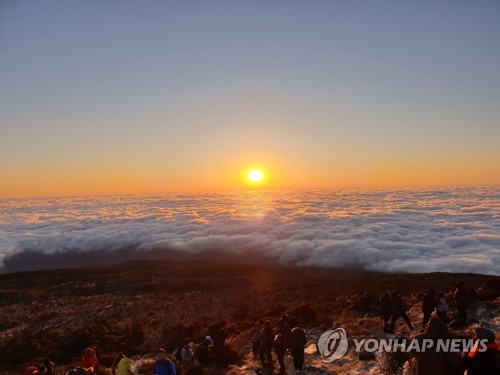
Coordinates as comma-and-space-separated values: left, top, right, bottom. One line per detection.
0, 187, 499, 274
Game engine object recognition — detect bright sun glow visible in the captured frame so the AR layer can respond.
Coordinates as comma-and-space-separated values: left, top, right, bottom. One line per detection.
248, 169, 264, 182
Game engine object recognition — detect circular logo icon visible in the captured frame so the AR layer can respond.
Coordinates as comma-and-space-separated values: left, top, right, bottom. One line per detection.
318, 328, 348, 362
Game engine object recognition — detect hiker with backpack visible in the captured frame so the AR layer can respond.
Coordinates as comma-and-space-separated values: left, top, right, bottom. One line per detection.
274, 333, 288, 374
290, 325, 307, 371
194, 336, 213, 367
278, 318, 292, 349
115, 354, 134, 375
422, 287, 437, 331
252, 331, 261, 356
389, 292, 413, 332
211, 325, 229, 366
175, 338, 194, 365
259, 321, 275, 369
154, 348, 176, 375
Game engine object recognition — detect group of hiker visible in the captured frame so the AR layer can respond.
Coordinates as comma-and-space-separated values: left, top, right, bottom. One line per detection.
23, 314, 307, 375
86, 335, 216, 375
22, 335, 210, 375
414, 317, 499, 375
380, 291, 414, 333
380, 281, 475, 333
380, 281, 499, 374
251, 314, 307, 374
421, 281, 474, 329
20, 283, 497, 375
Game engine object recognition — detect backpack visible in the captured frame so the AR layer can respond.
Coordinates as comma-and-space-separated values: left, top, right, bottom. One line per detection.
437, 297, 449, 312
156, 358, 174, 375
174, 345, 186, 362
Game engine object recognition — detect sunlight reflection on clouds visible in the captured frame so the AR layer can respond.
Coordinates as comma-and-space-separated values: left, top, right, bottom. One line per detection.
0, 187, 498, 274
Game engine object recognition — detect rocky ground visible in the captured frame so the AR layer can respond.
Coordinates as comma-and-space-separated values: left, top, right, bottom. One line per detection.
0, 260, 498, 374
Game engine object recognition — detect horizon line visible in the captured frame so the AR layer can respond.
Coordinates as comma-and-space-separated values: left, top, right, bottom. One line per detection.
1, 183, 498, 200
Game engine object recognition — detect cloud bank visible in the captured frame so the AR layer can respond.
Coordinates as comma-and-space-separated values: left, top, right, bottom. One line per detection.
0, 187, 499, 274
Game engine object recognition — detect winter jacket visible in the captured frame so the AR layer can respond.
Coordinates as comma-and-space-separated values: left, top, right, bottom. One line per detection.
115, 357, 132, 375
422, 292, 436, 314
454, 286, 470, 308
413, 317, 462, 375
154, 358, 176, 375
81, 348, 98, 369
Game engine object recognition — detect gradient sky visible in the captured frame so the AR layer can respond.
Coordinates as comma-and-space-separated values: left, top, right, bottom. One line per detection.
1, 1, 499, 197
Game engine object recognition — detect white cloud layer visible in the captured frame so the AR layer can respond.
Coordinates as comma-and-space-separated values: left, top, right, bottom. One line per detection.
0, 187, 499, 274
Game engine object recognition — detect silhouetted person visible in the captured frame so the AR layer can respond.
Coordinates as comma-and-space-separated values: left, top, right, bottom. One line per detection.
278, 318, 292, 349
380, 291, 392, 332
207, 323, 229, 366
464, 327, 500, 375
290, 325, 307, 371
422, 287, 436, 331
454, 281, 470, 322
274, 333, 287, 374
413, 317, 462, 375
195, 336, 212, 367
389, 292, 413, 332
259, 321, 275, 369
252, 331, 261, 356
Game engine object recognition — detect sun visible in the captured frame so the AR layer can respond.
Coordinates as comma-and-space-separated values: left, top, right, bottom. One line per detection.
248, 169, 264, 183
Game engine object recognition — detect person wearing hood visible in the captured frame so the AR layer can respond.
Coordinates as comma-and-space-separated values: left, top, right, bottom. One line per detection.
413, 317, 463, 375
115, 354, 134, 375
464, 327, 500, 375
81, 348, 98, 370
389, 292, 413, 332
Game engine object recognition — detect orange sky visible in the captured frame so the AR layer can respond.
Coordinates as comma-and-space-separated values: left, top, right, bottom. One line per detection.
1, 2, 500, 198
